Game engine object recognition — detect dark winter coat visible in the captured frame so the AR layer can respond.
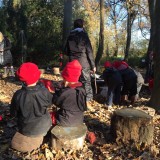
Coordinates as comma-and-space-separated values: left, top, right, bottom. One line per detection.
103, 67, 122, 89
52, 83, 87, 127
119, 67, 137, 83
65, 29, 95, 70
10, 82, 52, 137
103, 67, 122, 105
119, 67, 137, 96
0, 37, 12, 65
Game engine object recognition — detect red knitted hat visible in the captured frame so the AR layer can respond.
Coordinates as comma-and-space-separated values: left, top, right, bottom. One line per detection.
104, 61, 112, 68
121, 61, 129, 67
62, 60, 82, 82
16, 62, 41, 85
112, 60, 128, 70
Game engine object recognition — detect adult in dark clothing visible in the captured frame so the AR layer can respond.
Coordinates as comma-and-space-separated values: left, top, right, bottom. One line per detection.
10, 62, 52, 152
0, 32, 14, 77
112, 60, 137, 105
65, 19, 96, 106
53, 60, 87, 127
102, 61, 122, 109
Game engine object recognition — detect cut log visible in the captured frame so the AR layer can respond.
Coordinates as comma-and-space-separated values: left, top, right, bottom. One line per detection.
111, 108, 154, 148
11, 132, 43, 152
52, 67, 60, 75
51, 123, 87, 150
135, 106, 155, 117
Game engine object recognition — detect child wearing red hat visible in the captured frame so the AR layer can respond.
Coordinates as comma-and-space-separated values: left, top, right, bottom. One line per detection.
10, 62, 53, 152
112, 60, 137, 105
52, 60, 87, 126
103, 61, 122, 109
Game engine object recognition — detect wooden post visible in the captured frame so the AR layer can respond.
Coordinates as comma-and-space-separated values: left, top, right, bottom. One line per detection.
51, 124, 87, 150
111, 108, 154, 148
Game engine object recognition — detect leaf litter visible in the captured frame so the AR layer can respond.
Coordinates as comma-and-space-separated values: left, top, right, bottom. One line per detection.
0, 74, 160, 160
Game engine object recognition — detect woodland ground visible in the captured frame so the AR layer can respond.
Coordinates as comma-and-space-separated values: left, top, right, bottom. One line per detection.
0, 70, 160, 160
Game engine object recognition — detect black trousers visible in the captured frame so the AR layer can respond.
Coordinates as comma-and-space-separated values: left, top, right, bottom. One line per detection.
80, 68, 93, 101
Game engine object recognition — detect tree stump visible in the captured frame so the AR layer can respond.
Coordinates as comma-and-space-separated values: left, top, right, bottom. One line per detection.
111, 108, 154, 148
11, 132, 43, 152
51, 123, 87, 150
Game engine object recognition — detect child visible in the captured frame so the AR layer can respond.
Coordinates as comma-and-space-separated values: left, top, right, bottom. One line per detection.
102, 61, 122, 109
10, 62, 52, 152
112, 60, 137, 105
52, 60, 87, 127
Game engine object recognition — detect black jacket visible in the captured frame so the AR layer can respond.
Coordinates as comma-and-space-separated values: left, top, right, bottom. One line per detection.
103, 67, 122, 89
10, 82, 52, 137
65, 29, 95, 69
53, 84, 87, 127
119, 67, 137, 83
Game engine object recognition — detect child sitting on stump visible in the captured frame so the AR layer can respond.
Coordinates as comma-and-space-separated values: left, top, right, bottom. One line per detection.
10, 62, 52, 152
52, 60, 87, 127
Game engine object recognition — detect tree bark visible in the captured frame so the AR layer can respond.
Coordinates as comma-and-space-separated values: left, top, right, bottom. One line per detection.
149, 0, 160, 110
124, 12, 131, 61
124, 1, 137, 61
62, 0, 72, 50
111, 108, 154, 148
95, 0, 104, 69
113, 4, 119, 57
145, 0, 155, 82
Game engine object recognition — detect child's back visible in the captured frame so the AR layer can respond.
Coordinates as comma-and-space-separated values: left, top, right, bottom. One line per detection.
53, 60, 87, 127
10, 62, 52, 137
11, 82, 52, 136
53, 85, 86, 127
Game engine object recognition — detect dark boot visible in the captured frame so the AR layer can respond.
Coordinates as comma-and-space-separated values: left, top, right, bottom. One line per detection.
120, 95, 127, 105
130, 96, 136, 105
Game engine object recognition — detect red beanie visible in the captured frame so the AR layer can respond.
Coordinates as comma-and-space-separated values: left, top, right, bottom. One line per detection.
16, 62, 41, 85
104, 61, 112, 68
62, 60, 82, 82
112, 60, 128, 70
121, 61, 129, 67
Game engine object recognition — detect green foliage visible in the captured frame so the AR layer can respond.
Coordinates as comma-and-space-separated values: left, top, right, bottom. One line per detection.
0, 0, 64, 66
0, 0, 149, 68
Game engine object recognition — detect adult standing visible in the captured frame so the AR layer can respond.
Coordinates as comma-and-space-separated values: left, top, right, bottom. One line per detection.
65, 19, 96, 107
0, 32, 14, 78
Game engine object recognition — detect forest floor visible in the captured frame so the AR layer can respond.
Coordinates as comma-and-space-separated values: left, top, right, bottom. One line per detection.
0, 71, 160, 160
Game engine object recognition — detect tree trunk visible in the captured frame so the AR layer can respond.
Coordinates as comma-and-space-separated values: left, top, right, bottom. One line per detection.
95, 0, 104, 69
62, 0, 72, 50
124, 1, 137, 61
106, 43, 109, 57
113, 5, 119, 57
149, 0, 160, 110
124, 12, 131, 61
145, 0, 155, 82
111, 108, 154, 148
